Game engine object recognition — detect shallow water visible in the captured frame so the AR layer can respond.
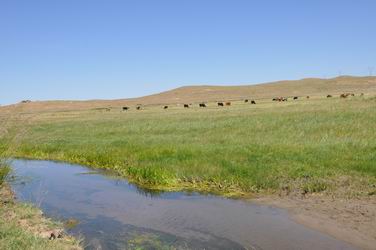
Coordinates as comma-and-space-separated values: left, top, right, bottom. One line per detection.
10, 159, 356, 250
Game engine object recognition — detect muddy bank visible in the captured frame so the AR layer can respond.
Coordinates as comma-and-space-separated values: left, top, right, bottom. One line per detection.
256, 195, 376, 250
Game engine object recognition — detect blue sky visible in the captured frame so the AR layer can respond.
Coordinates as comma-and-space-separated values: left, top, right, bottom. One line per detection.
1, 0, 375, 105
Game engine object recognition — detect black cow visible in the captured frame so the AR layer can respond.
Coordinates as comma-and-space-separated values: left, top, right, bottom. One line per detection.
251, 100, 256, 104
199, 103, 206, 107
122, 106, 129, 111
164, 105, 168, 109
136, 106, 141, 110
244, 99, 249, 103
184, 104, 189, 108
293, 96, 298, 100
327, 95, 332, 98
217, 102, 224, 106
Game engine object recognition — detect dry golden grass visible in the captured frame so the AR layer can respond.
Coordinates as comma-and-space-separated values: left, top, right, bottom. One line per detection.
1, 76, 375, 113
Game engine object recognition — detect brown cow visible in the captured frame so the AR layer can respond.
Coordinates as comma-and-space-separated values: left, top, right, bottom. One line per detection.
306, 96, 310, 99
273, 97, 285, 102
327, 95, 332, 98
225, 102, 231, 106
340, 93, 350, 98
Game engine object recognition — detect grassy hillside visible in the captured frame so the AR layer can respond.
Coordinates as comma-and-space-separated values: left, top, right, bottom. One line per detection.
4, 95, 376, 197
2, 76, 376, 113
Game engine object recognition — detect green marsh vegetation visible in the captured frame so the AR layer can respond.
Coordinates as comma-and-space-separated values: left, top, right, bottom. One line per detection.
5, 96, 376, 198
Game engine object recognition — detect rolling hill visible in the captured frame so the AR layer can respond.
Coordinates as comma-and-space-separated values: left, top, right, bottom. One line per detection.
2, 76, 376, 112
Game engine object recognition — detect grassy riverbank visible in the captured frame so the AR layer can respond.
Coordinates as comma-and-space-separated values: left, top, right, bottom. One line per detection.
3, 96, 376, 197
0, 118, 82, 250
0, 183, 82, 250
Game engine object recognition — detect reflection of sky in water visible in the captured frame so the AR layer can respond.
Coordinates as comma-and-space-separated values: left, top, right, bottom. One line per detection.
10, 159, 356, 250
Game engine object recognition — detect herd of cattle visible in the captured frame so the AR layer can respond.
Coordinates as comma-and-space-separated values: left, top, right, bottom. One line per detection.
121, 92, 364, 111
122, 100, 256, 111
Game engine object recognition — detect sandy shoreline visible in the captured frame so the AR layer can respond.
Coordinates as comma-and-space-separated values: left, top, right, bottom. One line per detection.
255, 195, 376, 250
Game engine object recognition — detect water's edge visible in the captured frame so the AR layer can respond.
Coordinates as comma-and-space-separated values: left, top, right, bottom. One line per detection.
10, 159, 357, 250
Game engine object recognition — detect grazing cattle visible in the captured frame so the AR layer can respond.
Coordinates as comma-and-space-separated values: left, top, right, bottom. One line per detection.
340, 93, 352, 98
225, 102, 231, 106
251, 100, 256, 104
273, 97, 286, 102
327, 95, 332, 98
164, 105, 168, 109
217, 102, 224, 106
184, 104, 189, 108
351, 93, 355, 96
244, 99, 249, 103
199, 103, 206, 108
360, 93, 364, 96
293, 96, 298, 100
136, 106, 141, 110
122, 106, 129, 111
306, 96, 310, 99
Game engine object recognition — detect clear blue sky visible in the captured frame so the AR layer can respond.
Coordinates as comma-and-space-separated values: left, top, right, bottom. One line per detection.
1, 0, 375, 105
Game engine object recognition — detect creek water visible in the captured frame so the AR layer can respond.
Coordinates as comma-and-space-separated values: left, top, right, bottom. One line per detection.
9, 159, 355, 250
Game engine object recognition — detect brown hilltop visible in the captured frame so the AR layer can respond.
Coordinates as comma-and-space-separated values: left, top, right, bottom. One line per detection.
2, 76, 376, 112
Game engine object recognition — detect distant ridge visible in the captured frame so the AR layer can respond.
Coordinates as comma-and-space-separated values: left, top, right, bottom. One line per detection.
2, 76, 376, 112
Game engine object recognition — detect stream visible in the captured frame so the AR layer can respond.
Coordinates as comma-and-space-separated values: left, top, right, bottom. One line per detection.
9, 159, 356, 250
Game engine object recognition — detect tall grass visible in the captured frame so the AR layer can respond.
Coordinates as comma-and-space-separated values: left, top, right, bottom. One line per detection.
0, 108, 82, 249
6, 97, 376, 196
0, 166, 10, 186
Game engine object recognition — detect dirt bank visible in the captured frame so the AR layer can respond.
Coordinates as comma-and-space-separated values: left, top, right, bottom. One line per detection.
256, 194, 376, 250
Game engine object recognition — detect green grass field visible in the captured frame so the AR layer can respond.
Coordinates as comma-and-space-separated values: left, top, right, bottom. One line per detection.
4, 96, 376, 197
